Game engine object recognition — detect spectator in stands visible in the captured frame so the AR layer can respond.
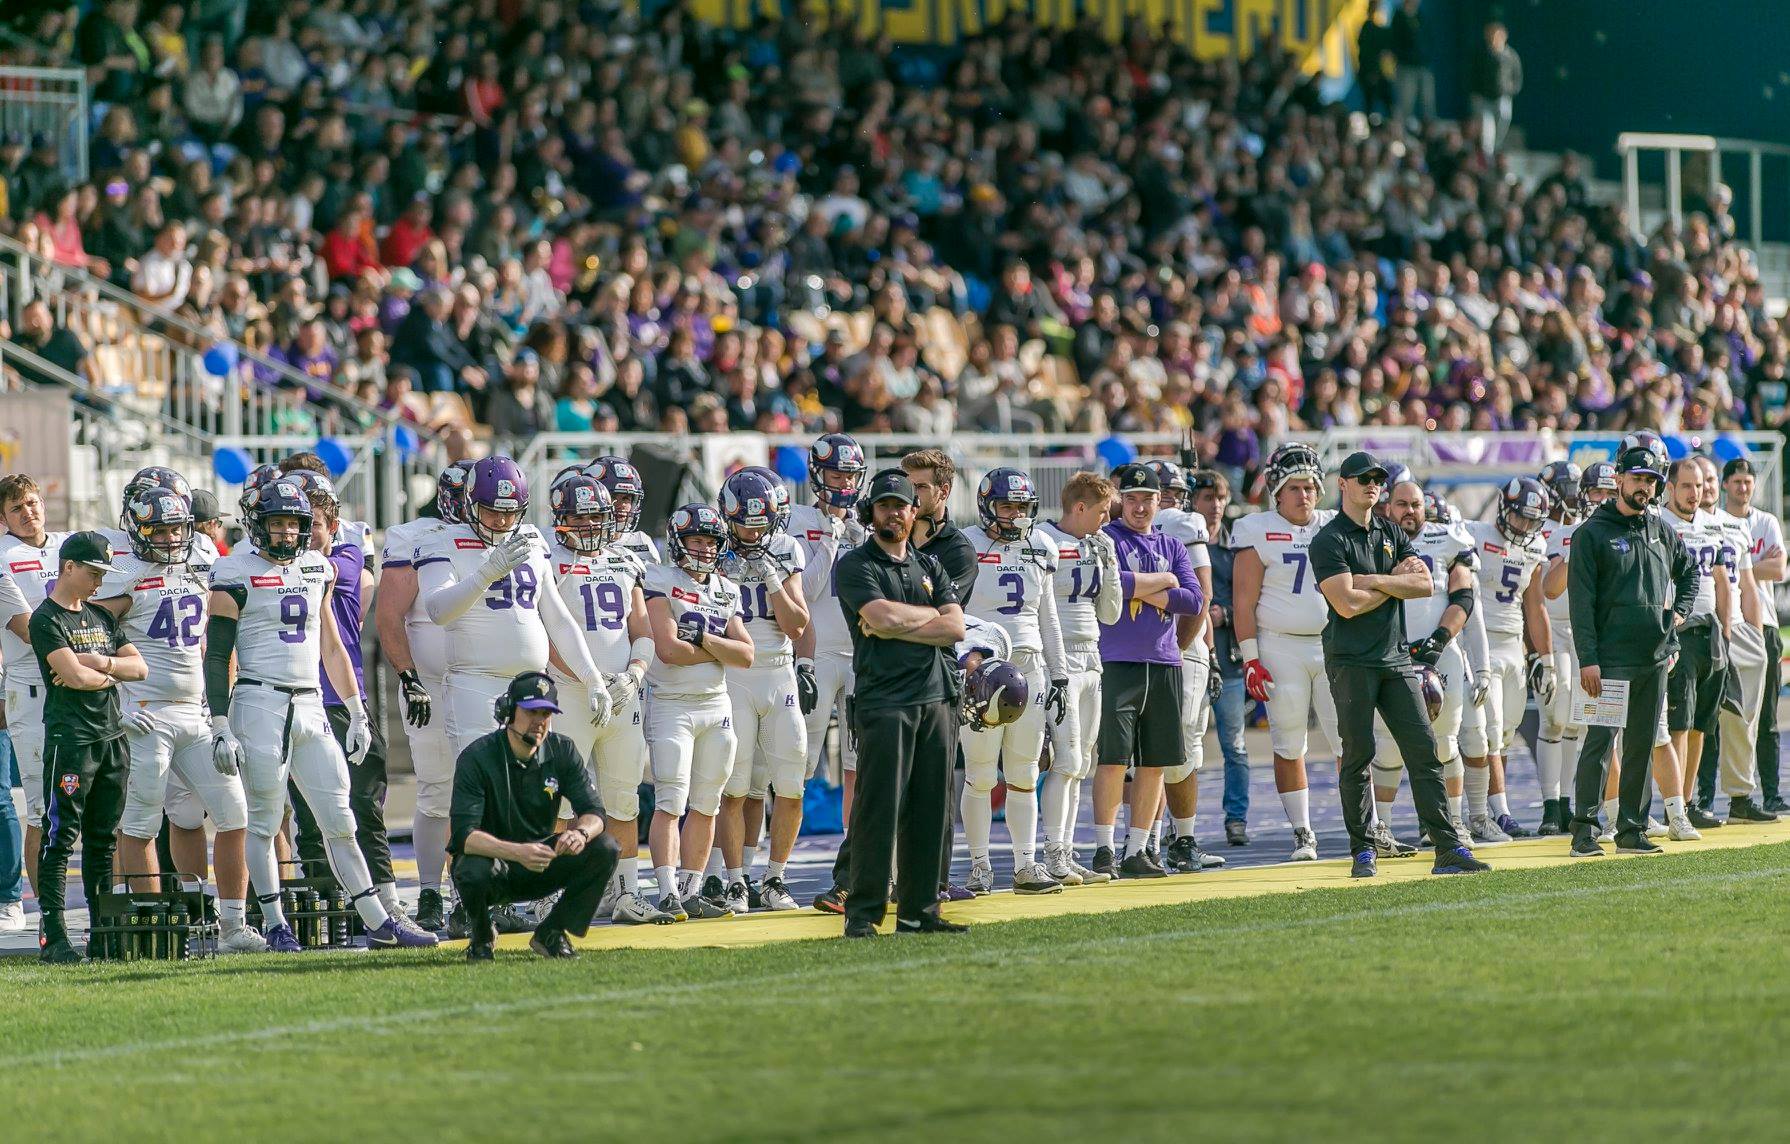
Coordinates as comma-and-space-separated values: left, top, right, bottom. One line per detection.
35, 186, 109, 278
486, 348, 556, 447
1469, 21, 1523, 156
391, 288, 483, 396
5, 301, 90, 387
132, 221, 192, 309
1390, 0, 1436, 125
183, 34, 244, 145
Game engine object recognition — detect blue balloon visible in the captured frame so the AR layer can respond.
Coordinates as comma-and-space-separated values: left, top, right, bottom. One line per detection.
213, 445, 253, 484
774, 445, 809, 482
1096, 436, 1138, 472
1662, 434, 1689, 459
1711, 436, 1747, 463
773, 150, 801, 176
314, 437, 354, 478
391, 424, 419, 460
202, 344, 237, 377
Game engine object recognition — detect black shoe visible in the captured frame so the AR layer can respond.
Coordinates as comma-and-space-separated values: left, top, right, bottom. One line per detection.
445, 903, 470, 940
1727, 796, 1779, 823
1535, 799, 1565, 837
38, 937, 83, 965
415, 888, 446, 932
491, 903, 534, 934
812, 885, 846, 914
1118, 851, 1167, 879
701, 874, 728, 902
1614, 833, 1663, 854
1091, 845, 1118, 878
1687, 804, 1725, 828
1350, 850, 1377, 879
1225, 819, 1249, 846
1431, 847, 1491, 875
843, 919, 878, 939
528, 927, 578, 958
896, 913, 969, 935
746, 877, 763, 910
1162, 836, 1204, 873
465, 941, 495, 962
1570, 831, 1606, 858
1764, 795, 1790, 815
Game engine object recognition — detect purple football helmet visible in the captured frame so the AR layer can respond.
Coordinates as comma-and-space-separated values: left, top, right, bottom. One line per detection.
435, 460, 473, 524
123, 487, 195, 565
962, 658, 1030, 731
1580, 461, 1619, 514
809, 433, 867, 508
667, 503, 729, 575
977, 467, 1039, 543
550, 474, 615, 555
1142, 460, 1187, 510
467, 456, 529, 546
719, 468, 782, 560
1496, 476, 1549, 544
1421, 488, 1456, 527
1416, 663, 1445, 722
742, 465, 791, 533
588, 456, 646, 535
249, 479, 314, 562
1538, 460, 1583, 521
237, 463, 282, 522
284, 470, 338, 530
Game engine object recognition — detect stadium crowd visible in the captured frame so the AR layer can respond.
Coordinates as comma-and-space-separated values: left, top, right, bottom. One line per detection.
2, 1, 1786, 491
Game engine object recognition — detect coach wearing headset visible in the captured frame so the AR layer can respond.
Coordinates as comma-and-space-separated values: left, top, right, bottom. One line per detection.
449, 671, 620, 961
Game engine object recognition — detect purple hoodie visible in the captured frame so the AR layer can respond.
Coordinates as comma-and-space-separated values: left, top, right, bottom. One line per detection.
1098, 520, 1204, 666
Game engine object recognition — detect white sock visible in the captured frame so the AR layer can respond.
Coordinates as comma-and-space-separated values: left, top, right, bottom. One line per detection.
1173, 815, 1196, 840
1280, 787, 1311, 830
219, 898, 246, 932
679, 869, 701, 897
767, 859, 787, 881
1465, 765, 1491, 818
1489, 792, 1510, 818
1448, 793, 1465, 819
1375, 798, 1395, 829
1146, 820, 1162, 849
1040, 773, 1069, 846
706, 848, 725, 879
1066, 781, 1084, 841
323, 837, 388, 928
1537, 738, 1563, 800
961, 786, 993, 861
1665, 795, 1685, 819
725, 867, 743, 888
619, 856, 639, 895
740, 843, 759, 876
1007, 787, 1038, 868
654, 865, 677, 897
1126, 826, 1150, 854
1602, 797, 1620, 823
1094, 823, 1114, 851
376, 882, 402, 917
412, 812, 451, 893
246, 832, 284, 926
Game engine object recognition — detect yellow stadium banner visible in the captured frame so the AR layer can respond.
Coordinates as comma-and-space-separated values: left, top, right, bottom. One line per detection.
666, 0, 1369, 80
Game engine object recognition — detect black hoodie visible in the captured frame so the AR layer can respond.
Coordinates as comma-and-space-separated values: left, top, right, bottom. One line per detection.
1567, 501, 1701, 671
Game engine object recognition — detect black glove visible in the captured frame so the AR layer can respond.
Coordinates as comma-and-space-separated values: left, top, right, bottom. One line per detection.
398, 669, 431, 728
1046, 678, 1068, 725
1207, 663, 1224, 704
676, 611, 707, 648
796, 660, 818, 715
1410, 626, 1451, 667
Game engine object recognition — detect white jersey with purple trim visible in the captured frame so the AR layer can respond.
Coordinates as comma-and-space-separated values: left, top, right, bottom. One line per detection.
100, 553, 209, 704
643, 563, 742, 697
789, 502, 863, 657
380, 517, 450, 677
717, 531, 806, 657
190, 532, 222, 579
616, 530, 661, 567
1229, 509, 1334, 636
210, 548, 333, 688
1402, 520, 1477, 639
1156, 507, 1212, 571
957, 613, 1014, 663
413, 522, 554, 677
1540, 519, 1579, 638
1744, 506, 1784, 621
548, 540, 648, 679
1034, 519, 1108, 649
1462, 519, 1545, 637
1663, 508, 1724, 618
0, 530, 71, 686
1713, 509, 1754, 594
960, 524, 1066, 674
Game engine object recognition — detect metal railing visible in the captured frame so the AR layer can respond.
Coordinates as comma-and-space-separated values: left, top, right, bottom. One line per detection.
212, 433, 416, 530
1616, 131, 1790, 247
0, 65, 88, 184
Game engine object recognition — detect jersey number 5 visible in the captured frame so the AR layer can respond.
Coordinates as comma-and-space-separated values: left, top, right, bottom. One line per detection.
1493, 563, 1522, 604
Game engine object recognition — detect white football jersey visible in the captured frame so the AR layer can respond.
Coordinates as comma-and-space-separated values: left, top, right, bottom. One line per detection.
958, 613, 1014, 663
1401, 521, 1477, 639
190, 532, 222, 578
1230, 509, 1335, 636
644, 563, 742, 697
1034, 519, 1109, 648
549, 540, 647, 678
100, 553, 209, 704
1744, 506, 1784, 621
717, 531, 806, 658
1462, 519, 1545, 637
1156, 507, 1212, 571
1540, 519, 1579, 635
1663, 508, 1724, 617
961, 524, 1066, 673
210, 548, 332, 688
1713, 509, 1753, 593
413, 522, 554, 677
616, 530, 661, 567
0, 530, 71, 686
790, 502, 864, 657
382, 517, 450, 675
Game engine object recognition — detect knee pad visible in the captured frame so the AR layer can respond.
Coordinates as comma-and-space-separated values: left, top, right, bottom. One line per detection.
651, 746, 691, 817
1004, 759, 1040, 792
245, 794, 286, 839
1371, 762, 1404, 789
206, 783, 248, 833
765, 751, 806, 801
1162, 759, 1197, 785
415, 778, 453, 819
964, 754, 1000, 794
1442, 757, 1464, 783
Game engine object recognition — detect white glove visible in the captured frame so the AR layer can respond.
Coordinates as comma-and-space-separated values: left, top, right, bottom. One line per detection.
589, 685, 613, 730
343, 698, 372, 765
604, 662, 645, 716
123, 709, 156, 735
828, 514, 847, 541
1089, 529, 1118, 568
211, 715, 243, 776
481, 531, 534, 580
1468, 669, 1491, 708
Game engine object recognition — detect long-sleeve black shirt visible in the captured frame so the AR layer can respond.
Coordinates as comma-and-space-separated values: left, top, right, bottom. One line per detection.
1568, 502, 1701, 671
449, 728, 603, 855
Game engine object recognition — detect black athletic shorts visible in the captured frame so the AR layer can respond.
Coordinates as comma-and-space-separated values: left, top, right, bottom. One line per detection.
1098, 661, 1184, 768
1666, 624, 1720, 735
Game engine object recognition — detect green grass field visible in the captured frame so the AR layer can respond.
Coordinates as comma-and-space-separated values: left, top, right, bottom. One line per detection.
4, 844, 1789, 1141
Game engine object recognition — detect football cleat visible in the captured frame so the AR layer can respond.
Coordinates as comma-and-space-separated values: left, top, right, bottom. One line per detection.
938, 883, 977, 902
1066, 852, 1111, 884
1290, 826, 1319, 862
1469, 814, 1511, 844
0, 901, 25, 933
264, 923, 302, 953
1644, 816, 1670, 838
612, 891, 677, 925
529, 929, 578, 959
414, 888, 446, 932
1449, 814, 1475, 847
366, 916, 440, 949
1728, 796, 1779, 823
746, 877, 763, 911
1431, 847, 1491, 874
1042, 844, 1083, 886
723, 880, 751, 916
895, 914, 969, 935
1162, 836, 1205, 874
1686, 804, 1726, 829
1597, 823, 1615, 844
812, 885, 846, 914
1118, 851, 1167, 879
965, 859, 995, 895
1371, 822, 1418, 858
1012, 862, 1063, 895
1667, 813, 1702, 842
1615, 835, 1664, 855
655, 893, 689, 922
1090, 845, 1118, 880
1351, 850, 1377, 879
491, 904, 535, 934
683, 893, 735, 920
1494, 812, 1531, 839
219, 926, 269, 954
759, 877, 799, 912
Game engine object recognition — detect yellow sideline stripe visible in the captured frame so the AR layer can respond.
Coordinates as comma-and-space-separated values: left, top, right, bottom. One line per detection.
473, 819, 1790, 952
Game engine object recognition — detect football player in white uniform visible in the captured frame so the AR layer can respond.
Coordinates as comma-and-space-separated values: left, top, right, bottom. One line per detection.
1661, 458, 1735, 829
1722, 456, 1788, 816
544, 473, 669, 923
715, 469, 809, 913
97, 488, 265, 952
959, 467, 1070, 894
1034, 472, 1121, 885
1459, 477, 1554, 842
1230, 443, 1339, 860
1372, 480, 1486, 851
373, 461, 468, 931
792, 433, 868, 824
1702, 455, 1776, 823
206, 480, 436, 950
414, 457, 606, 759
589, 456, 661, 566
644, 504, 754, 919
0, 473, 69, 894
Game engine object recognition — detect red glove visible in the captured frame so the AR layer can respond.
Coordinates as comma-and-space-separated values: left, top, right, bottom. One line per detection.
1240, 639, 1275, 702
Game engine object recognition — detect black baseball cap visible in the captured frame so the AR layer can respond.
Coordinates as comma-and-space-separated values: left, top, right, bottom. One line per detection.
505, 671, 562, 713
1338, 451, 1390, 481
190, 489, 222, 523
59, 531, 116, 573
1113, 463, 1160, 492
1723, 457, 1757, 480
864, 468, 916, 506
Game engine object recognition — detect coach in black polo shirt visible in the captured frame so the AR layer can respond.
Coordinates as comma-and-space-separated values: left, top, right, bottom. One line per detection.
449, 671, 620, 961
832, 469, 969, 937
1310, 452, 1487, 878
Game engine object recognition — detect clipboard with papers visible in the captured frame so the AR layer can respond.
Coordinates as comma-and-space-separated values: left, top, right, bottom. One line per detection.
1572, 678, 1630, 728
